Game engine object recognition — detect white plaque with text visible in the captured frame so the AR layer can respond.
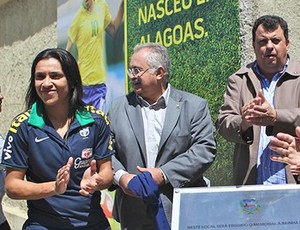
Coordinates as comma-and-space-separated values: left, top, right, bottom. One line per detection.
172, 184, 300, 230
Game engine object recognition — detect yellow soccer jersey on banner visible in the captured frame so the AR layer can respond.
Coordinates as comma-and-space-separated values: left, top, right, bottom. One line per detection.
68, 0, 112, 85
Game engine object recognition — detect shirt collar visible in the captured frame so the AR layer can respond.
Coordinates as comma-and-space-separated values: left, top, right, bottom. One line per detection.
137, 84, 170, 109
253, 58, 289, 80
28, 102, 94, 128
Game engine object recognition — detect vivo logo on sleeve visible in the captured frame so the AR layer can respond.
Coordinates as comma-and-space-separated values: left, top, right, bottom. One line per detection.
3, 136, 13, 160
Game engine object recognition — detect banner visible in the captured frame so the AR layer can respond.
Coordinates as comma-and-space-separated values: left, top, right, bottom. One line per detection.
126, 0, 241, 186
57, 0, 125, 113
57, 1, 124, 229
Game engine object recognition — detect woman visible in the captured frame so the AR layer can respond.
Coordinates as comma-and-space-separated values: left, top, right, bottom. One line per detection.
0, 88, 11, 230
0, 48, 113, 229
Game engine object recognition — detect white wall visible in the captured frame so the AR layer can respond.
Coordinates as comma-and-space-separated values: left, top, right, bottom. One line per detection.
0, 1, 57, 228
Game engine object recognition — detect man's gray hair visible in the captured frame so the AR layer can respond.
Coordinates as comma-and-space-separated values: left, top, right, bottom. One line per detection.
133, 43, 171, 82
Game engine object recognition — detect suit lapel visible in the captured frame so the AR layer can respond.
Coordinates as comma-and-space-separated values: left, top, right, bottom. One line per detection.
158, 89, 181, 153
252, 71, 262, 93
125, 97, 147, 157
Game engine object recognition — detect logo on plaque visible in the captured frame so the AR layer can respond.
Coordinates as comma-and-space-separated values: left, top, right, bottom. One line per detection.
240, 198, 260, 214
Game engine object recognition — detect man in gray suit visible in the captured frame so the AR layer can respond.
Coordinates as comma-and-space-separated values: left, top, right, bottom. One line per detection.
108, 42, 216, 230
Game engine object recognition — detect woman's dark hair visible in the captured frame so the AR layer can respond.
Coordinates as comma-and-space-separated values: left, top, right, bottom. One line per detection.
252, 15, 289, 42
25, 48, 85, 115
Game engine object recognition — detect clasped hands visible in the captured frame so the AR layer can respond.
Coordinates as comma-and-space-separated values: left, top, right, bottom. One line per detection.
119, 166, 165, 196
241, 89, 276, 130
54, 157, 102, 196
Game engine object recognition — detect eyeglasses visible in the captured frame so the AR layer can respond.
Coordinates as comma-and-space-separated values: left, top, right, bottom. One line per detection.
127, 67, 150, 78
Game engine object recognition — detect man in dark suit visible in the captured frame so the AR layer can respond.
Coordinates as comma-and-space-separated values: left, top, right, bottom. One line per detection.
108, 42, 216, 230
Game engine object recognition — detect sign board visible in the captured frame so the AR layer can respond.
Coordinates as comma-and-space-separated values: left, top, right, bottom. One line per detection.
172, 184, 300, 230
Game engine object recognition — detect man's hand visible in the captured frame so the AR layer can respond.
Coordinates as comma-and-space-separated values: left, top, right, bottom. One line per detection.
137, 166, 165, 186
241, 89, 276, 129
119, 173, 136, 196
269, 127, 300, 175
